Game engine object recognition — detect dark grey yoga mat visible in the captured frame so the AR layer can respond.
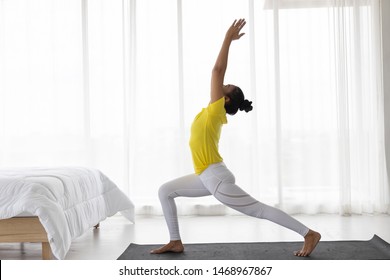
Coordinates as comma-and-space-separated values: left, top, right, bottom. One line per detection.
117, 235, 390, 260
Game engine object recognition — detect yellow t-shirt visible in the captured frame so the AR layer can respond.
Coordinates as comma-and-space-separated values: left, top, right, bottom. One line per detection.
189, 97, 227, 174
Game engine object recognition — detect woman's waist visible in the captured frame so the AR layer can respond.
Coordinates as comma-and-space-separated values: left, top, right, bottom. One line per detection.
199, 161, 234, 181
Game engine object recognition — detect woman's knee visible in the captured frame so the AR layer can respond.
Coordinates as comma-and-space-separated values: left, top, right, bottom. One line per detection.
158, 182, 175, 200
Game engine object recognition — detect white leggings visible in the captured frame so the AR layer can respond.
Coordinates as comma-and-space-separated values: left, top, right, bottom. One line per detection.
158, 162, 309, 240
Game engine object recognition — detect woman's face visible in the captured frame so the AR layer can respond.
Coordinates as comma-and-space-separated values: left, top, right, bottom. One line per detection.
223, 84, 236, 95
223, 84, 237, 104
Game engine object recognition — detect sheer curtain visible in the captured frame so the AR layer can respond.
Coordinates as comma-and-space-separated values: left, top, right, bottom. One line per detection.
0, 0, 388, 216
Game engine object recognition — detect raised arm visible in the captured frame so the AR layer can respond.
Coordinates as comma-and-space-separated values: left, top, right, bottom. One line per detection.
210, 19, 246, 103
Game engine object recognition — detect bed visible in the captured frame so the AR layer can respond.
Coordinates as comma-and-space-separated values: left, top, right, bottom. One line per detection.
0, 167, 135, 260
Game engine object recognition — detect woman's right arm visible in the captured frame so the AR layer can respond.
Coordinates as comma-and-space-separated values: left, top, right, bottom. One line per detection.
210, 19, 246, 103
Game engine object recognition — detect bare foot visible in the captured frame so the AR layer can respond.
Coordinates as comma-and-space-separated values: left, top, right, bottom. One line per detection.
150, 240, 184, 254
294, 229, 321, 257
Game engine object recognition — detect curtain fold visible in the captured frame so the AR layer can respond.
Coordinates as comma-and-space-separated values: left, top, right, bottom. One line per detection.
0, 0, 388, 215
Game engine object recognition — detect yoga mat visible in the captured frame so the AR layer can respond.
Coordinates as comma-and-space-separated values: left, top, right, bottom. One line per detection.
117, 235, 390, 260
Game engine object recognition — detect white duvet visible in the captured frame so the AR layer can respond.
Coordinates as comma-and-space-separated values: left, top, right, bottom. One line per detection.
0, 167, 134, 259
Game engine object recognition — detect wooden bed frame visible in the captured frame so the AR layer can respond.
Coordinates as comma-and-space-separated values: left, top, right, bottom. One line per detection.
0, 217, 52, 259
0, 217, 99, 260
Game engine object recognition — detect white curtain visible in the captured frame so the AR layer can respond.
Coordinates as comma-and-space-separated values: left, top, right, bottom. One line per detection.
0, 0, 388, 215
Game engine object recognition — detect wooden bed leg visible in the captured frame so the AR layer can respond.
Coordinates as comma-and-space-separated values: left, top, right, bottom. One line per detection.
42, 242, 52, 260
94, 223, 100, 229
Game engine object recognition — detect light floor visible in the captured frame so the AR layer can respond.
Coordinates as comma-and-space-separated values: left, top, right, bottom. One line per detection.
1, 214, 390, 260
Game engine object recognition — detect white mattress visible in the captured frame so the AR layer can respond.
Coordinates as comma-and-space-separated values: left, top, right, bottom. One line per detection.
15, 212, 35, 217
0, 167, 135, 259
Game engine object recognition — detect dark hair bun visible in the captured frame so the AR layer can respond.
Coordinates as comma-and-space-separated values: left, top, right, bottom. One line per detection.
239, 99, 253, 113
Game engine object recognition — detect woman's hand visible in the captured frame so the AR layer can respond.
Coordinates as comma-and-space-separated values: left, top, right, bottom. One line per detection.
225, 18, 246, 41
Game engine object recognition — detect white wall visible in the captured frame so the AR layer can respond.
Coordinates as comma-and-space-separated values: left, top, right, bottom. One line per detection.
382, 0, 390, 183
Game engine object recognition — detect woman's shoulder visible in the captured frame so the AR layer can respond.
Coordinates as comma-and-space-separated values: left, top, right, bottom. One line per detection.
208, 97, 225, 114
209, 96, 225, 106
207, 97, 227, 124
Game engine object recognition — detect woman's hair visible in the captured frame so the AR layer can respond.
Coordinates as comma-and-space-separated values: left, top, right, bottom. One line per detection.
224, 86, 253, 115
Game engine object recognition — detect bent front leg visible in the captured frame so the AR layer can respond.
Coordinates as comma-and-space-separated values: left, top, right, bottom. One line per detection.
158, 174, 211, 240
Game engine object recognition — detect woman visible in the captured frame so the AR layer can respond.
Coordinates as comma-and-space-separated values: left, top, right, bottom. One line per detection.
151, 19, 321, 257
